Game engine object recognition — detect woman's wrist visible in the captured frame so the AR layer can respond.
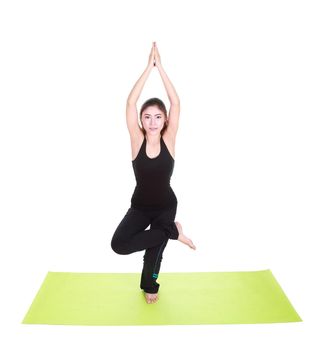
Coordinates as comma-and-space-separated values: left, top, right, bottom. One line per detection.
155, 62, 163, 71
147, 62, 154, 69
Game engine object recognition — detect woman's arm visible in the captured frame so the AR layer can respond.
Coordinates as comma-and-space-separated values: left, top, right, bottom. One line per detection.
127, 65, 152, 105
154, 43, 180, 135
156, 68, 180, 105
126, 65, 152, 138
127, 44, 155, 104
126, 44, 155, 139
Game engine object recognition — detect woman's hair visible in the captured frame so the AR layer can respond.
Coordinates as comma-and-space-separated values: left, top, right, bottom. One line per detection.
139, 97, 168, 136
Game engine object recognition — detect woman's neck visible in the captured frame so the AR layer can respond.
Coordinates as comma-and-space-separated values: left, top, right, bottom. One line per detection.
146, 133, 161, 144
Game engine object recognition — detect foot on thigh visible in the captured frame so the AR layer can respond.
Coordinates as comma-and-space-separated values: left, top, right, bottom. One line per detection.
175, 221, 196, 250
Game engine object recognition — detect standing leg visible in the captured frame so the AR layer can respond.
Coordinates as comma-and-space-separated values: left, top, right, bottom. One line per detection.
140, 204, 178, 293
111, 207, 167, 255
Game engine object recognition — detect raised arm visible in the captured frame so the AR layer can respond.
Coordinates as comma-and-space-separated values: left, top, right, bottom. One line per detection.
126, 44, 155, 138
127, 65, 153, 104
154, 42, 180, 136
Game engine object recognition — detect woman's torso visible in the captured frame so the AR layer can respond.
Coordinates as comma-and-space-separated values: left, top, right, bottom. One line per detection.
130, 131, 178, 211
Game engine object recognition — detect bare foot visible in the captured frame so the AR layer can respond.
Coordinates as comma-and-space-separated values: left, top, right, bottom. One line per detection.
144, 292, 159, 304
175, 221, 196, 250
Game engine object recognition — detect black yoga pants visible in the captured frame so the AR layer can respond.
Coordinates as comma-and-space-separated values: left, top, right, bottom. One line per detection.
110, 203, 179, 294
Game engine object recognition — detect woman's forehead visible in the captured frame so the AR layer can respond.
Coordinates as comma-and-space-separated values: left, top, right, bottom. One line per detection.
143, 105, 161, 113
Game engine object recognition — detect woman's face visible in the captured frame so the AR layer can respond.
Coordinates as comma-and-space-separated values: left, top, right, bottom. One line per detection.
141, 105, 166, 135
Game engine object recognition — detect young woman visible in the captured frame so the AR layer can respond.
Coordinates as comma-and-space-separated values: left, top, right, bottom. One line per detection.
111, 42, 196, 304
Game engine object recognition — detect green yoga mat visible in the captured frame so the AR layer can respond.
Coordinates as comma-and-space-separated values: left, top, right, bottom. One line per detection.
22, 269, 302, 326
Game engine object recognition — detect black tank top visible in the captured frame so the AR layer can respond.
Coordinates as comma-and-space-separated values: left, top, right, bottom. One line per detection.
130, 134, 178, 211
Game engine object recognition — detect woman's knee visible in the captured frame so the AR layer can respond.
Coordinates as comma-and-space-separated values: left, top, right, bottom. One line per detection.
110, 234, 129, 255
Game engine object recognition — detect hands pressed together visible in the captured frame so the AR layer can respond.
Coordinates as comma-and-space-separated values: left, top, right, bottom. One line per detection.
148, 41, 162, 69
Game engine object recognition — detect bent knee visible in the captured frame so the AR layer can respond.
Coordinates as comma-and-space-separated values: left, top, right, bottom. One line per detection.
111, 236, 129, 255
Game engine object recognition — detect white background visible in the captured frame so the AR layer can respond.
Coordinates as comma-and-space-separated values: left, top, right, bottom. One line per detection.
1, 0, 317, 349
